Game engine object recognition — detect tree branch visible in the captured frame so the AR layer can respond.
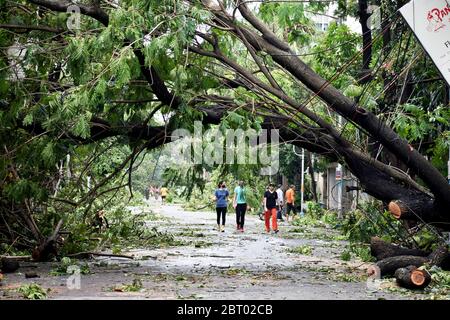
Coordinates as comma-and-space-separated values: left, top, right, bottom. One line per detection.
27, 0, 109, 26
0, 24, 65, 33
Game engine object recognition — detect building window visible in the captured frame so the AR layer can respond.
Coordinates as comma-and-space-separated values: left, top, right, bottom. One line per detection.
315, 23, 329, 31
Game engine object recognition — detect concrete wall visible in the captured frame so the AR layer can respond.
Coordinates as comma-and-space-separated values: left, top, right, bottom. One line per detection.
321, 163, 372, 214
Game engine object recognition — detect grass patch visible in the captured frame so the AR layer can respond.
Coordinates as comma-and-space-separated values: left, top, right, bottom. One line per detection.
340, 250, 351, 261
288, 245, 314, 256
193, 241, 213, 248
17, 284, 48, 300
289, 228, 306, 234
49, 257, 91, 276
329, 273, 364, 283
292, 216, 324, 228
340, 244, 375, 262
113, 278, 143, 292
225, 268, 248, 276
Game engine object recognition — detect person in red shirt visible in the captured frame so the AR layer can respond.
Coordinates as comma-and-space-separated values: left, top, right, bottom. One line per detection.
264, 183, 281, 234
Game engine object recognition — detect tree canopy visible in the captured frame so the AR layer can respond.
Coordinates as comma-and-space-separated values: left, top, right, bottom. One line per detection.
1, 0, 450, 253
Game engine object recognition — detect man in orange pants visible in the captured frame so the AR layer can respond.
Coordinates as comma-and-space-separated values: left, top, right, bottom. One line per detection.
264, 183, 280, 234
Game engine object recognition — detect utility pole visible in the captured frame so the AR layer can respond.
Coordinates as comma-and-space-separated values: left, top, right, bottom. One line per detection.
300, 148, 305, 217
336, 163, 343, 219
337, 112, 344, 219
293, 145, 306, 217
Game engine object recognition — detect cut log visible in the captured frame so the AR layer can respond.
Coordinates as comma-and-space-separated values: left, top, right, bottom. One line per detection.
387, 198, 435, 220
386, 198, 448, 230
388, 201, 407, 219
32, 219, 63, 262
0, 257, 20, 273
0, 255, 31, 262
369, 244, 450, 277
372, 255, 428, 277
394, 266, 431, 289
25, 272, 40, 279
370, 237, 430, 261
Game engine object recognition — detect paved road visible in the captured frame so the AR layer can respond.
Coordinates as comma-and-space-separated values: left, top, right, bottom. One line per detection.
0, 200, 418, 300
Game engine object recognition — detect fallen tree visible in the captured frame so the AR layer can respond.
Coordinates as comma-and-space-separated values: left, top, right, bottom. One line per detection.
368, 244, 450, 277
367, 238, 450, 289
370, 237, 430, 261
1, 0, 450, 257
200, 1, 450, 229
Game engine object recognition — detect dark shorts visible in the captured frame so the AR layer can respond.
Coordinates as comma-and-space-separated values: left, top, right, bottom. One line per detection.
286, 203, 296, 215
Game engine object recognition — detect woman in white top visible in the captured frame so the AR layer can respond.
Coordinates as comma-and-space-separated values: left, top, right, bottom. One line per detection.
276, 185, 284, 221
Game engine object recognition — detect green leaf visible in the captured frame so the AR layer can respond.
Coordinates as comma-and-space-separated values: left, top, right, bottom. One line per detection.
343, 84, 363, 98
42, 142, 56, 164
23, 113, 33, 126
72, 113, 92, 139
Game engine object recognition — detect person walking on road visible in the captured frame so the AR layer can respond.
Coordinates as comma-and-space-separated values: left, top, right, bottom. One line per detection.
264, 183, 280, 234
258, 186, 270, 221
285, 185, 297, 223
276, 184, 284, 222
233, 181, 247, 232
214, 181, 229, 233
145, 185, 150, 201
154, 186, 160, 200
160, 186, 168, 204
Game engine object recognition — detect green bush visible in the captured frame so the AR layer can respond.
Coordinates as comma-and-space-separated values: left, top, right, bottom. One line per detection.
321, 211, 339, 226
340, 250, 351, 261
339, 201, 405, 244
306, 201, 324, 219
18, 284, 48, 300
350, 244, 375, 262
50, 257, 91, 276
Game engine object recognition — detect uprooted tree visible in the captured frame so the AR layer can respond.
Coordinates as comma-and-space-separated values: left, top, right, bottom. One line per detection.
1, 0, 450, 259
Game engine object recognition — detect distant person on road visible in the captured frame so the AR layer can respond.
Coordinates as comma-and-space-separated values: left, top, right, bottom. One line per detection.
276, 184, 284, 222
285, 185, 296, 222
160, 186, 168, 204
145, 185, 150, 200
233, 181, 247, 232
214, 181, 229, 232
149, 185, 155, 199
258, 186, 270, 221
264, 183, 280, 234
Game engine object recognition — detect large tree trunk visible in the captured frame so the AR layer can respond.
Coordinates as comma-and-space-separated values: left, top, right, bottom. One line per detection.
368, 245, 449, 277
370, 237, 430, 261
387, 198, 449, 230
357, 0, 373, 84
369, 256, 428, 277
234, 4, 450, 215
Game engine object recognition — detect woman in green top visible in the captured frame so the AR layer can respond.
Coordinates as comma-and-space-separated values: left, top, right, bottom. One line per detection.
233, 181, 247, 232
